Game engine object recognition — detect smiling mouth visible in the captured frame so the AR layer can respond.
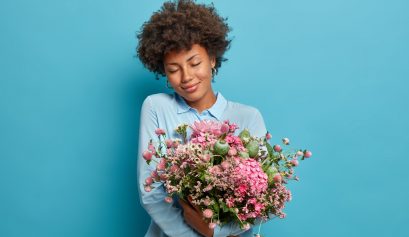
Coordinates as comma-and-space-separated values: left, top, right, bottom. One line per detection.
182, 82, 200, 92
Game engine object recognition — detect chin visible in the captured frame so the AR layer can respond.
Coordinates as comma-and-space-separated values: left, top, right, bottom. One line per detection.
181, 90, 204, 102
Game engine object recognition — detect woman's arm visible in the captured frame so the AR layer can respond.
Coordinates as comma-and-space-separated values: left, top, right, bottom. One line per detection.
137, 96, 201, 237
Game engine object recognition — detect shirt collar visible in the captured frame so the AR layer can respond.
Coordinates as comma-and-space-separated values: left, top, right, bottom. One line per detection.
175, 91, 227, 121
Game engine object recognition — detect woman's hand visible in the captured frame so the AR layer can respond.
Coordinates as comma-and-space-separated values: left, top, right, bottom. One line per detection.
178, 197, 238, 237
179, 196, 214, 237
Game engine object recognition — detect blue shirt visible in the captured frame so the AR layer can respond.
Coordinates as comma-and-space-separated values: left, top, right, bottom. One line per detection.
137, 91, 268, 237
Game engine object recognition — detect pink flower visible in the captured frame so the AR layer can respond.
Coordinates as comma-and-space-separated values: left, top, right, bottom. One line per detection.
226, 198, 235, 208
157, 158, 166, 171
165, 139, 173, 148
170, 165, 179, 173
203, 198, 211, 206
155, 128, 166, 136
273, 145, 282, 152
229, 122, 238, 133
221, 123, 230, 134
202, 209, 213, 218
145, 177, 153, 185
209, 166, 222, 174
266, 132, 272, 140
164, 196, 173, 203
228, 147, 237, 156
208, 222, 217, 229
201, 154, 211, 162
160, 173, 168, 181
172, 140, 180, 148
273, 173, 282, 183
225, 136, 235, 144
233, 158, 268, 196
142, 151, 152, 161
237, 184, 248, 196
290, 159, 299, 166
304, 150, 312, 158
148, 144, 156, 153
150, 170, 159, 181
221, 161, 230, 170
144, 186, 152, 192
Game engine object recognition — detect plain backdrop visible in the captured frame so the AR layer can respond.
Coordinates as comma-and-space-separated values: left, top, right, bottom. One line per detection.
1, 0, 408, 236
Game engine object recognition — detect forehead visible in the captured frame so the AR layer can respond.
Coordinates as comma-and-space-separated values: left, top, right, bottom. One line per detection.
164, 44, 208, 63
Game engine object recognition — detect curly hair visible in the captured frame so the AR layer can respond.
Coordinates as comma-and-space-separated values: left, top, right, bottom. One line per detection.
136, 0, 232, 78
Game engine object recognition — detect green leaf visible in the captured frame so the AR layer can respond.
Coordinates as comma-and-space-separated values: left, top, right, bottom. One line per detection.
266, 142, 274, 158
220, 202, 229, 213
213, 202, 220, 213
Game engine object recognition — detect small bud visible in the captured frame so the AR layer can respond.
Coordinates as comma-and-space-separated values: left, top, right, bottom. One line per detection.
155, 128, 166, 136
203, 209, 213, 218
165, 139, 173, 148
228, 147, 237, 156
172, 140, 180, 148
282, 137, 290, 145
221, 123, 230, 134
273, 173, 282, 183
290, 159, 299, 166
164, 196, 173, 203
304, 150, 312, 158
142, 151, 152, 161
145, 177, 153, 185
265, 132, 272, 140
273, 145, 282, 152
201, 154, 211, 162
144, 186, 152, 192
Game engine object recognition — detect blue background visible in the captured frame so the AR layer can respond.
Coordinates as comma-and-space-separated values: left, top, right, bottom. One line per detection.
1, 0, 408, 236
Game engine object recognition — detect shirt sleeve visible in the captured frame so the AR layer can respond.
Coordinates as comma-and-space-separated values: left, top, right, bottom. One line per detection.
249, 108, 268, 138
137, 96, 201, 237
213, 108, 271, 237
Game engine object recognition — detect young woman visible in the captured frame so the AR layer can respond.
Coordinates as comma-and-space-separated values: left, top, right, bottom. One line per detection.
136, 1, 267, 236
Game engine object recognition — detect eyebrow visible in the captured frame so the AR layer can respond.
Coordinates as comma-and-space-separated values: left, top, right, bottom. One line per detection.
166, 54, 199, 65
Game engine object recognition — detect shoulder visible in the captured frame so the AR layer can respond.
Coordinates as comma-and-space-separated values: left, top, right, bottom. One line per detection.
144, 92, 174, 103
222, 97, 266, 136
226, 98, 262, 117
142, 93, 175, 108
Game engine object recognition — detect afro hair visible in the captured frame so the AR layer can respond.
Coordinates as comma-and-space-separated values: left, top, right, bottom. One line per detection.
136, 0, 232, 78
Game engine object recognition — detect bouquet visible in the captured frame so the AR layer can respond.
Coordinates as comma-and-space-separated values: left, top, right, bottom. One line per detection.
142, 120, 312, 234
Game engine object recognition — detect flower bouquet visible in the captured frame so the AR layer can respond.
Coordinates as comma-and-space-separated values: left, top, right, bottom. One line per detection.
142, 120, 312, 233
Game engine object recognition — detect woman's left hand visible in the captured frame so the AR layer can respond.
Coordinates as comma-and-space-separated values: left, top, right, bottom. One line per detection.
179, 196, 214, 237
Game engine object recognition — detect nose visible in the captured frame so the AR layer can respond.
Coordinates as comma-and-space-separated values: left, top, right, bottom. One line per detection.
181, 67, 193, 83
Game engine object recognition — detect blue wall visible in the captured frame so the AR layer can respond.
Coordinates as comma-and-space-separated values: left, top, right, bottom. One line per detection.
1, 0, 408, 236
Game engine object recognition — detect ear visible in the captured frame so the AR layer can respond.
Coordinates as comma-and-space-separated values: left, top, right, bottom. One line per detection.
210, 56, 216, 68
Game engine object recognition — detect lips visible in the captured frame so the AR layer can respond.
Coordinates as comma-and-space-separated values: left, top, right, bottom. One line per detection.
182, 82, 200, 93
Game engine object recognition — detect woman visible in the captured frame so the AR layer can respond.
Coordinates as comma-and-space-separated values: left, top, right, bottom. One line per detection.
136, 1, 268, 236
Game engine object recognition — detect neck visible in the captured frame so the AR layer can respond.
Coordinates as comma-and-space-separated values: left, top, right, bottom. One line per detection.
186, 90, 217, 114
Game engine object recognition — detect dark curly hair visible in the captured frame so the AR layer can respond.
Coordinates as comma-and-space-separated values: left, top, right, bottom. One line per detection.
136, 0, 232, 78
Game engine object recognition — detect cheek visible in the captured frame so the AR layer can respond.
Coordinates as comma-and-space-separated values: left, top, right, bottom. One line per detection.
166, 74, 180, 85
196, 67, 212, 80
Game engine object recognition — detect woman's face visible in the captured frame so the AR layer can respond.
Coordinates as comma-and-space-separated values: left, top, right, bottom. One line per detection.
163, 44, 216, 107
